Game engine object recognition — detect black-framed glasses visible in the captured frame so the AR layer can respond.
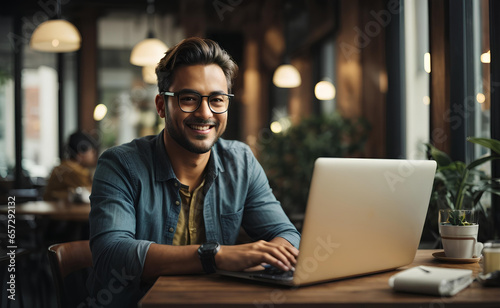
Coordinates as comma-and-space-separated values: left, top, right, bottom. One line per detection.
160, 91, 233, 114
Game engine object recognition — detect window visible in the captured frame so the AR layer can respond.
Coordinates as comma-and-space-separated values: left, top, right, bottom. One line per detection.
472, 0, 491, 156
0, 17, 14, 179
22, 51, 58, 179
404, 0, 430, 160
1, 17, 79, 188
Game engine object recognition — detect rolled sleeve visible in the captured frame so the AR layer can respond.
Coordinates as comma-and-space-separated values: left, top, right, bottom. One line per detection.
87, 148, 154, 306
242, 150, 301, 248
212, 141, 301, 249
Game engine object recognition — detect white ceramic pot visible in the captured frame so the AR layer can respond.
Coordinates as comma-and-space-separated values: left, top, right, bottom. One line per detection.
439, 224, 483, 258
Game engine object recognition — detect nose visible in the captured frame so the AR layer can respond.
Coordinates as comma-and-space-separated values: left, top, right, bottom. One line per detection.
193, 97, 213, 118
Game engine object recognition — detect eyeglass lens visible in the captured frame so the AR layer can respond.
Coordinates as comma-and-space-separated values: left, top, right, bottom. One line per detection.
178, 92, 230, 113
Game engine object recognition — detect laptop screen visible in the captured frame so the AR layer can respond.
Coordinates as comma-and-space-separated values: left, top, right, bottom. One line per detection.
293, 158, 436, 285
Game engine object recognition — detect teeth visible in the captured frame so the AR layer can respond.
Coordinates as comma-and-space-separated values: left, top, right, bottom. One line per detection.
191, 125, 210, 131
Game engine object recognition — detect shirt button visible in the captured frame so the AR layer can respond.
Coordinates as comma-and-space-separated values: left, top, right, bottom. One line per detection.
174, 182, 178, 187
175, 200, 180, 206
169, 227, 174, 232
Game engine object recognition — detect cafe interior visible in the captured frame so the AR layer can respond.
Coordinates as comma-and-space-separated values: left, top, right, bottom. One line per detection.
1, 0, 500, 307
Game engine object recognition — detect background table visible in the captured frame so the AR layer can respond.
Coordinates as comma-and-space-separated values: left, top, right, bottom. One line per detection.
0, 200, 90, 221
139, 250, 500, 307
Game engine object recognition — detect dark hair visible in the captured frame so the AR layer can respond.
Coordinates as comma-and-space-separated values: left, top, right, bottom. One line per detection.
67, 131, 97, 160
155, 37, 238, 93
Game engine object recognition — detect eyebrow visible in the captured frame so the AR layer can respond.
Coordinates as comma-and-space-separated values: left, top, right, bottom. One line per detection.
176, 89, 228, 95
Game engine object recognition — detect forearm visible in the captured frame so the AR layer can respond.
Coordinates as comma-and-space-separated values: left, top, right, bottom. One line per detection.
141, 243, 203, 282
143, 238, 300, 282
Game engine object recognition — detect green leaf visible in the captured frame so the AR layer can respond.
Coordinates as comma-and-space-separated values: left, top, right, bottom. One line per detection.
467, 155, 500, 170
467, 137, 500, 155
426, 144, 454, 168
482, 184, 500, 197
472, 190, 485, 208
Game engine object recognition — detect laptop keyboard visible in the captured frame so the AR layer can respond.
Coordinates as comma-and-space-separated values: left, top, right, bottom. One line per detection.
249, 265, 294, 281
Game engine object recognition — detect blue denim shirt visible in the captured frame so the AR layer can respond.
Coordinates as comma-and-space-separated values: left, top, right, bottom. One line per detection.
86, 131, 300, 307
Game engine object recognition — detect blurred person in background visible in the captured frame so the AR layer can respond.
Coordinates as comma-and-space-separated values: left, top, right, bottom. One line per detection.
43, 131, 98, 202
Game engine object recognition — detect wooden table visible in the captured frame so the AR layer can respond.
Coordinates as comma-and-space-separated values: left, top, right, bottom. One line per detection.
0, 200, 90, 221
139, 250, 500, 307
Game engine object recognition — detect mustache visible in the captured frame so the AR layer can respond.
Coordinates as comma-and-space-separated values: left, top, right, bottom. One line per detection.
185, 117, 218, 126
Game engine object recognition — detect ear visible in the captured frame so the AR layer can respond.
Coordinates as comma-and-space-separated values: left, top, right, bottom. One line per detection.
155, 94, 166, 118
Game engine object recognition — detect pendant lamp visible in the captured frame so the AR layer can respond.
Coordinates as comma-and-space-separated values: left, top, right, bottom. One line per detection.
130, 0, 168, 66
314, 80, 336, 100
273, 64, 301, 88
30, 0, 81, 52
272, 2, 301, 88
142, 65, 158, 84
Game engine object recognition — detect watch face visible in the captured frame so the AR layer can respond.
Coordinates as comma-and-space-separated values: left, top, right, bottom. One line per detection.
202, 242, 219, 253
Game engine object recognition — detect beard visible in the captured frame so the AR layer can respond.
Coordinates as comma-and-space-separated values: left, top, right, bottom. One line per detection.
165, 107, 225, 154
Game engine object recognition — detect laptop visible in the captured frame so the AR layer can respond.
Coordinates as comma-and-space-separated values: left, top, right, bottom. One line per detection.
217, 157, 437, 286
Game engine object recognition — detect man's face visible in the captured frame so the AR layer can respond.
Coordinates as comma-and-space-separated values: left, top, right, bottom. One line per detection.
160, 64, 229, 154
77, 148, 97, 168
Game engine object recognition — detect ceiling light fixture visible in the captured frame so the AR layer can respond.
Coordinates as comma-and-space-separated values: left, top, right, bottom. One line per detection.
30, 0, 81, 52
272, 2, 301, 88
481, 50, 490, 64
314, 80, 336, 100
130, 0, 168, 66
94, 104, 108, 121
142, 65, 158, 84
273, 64, 301, 88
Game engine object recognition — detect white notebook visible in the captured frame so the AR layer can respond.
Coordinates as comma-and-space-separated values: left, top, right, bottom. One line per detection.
389, 266, 473, 296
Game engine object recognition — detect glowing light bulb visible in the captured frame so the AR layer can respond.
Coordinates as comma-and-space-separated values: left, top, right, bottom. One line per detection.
481, 51, 490, 64
423, 96, 430, 105
476, 93, 485, 104
424, 53, 431, 73
314, 81, 336, 100
272, 64, 301, 88
270, 121, 283, 134
93, 104, 108, 121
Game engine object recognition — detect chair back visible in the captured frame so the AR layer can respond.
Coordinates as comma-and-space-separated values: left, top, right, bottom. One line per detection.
48, 240, 92, 308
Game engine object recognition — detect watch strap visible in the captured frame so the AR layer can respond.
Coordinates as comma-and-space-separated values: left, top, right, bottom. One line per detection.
198, 242, 220, 274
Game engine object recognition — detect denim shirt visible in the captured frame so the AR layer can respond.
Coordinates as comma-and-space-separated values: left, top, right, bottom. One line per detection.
86, 131, 300, 307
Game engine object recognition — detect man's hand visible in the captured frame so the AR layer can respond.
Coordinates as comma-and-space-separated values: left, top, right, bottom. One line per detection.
214, 239, 299, 272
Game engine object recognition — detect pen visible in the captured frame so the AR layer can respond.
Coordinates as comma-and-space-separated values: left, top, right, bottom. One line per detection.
418, 266, 431, 273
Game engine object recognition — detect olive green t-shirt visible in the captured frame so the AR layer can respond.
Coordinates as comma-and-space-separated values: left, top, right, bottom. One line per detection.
172, 180, 206, 245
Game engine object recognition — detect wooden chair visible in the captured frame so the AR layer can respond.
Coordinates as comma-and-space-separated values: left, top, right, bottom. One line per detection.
48, 240, 92, 308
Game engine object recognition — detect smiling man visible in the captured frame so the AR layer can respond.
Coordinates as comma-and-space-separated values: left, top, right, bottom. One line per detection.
87, 37, 300, 307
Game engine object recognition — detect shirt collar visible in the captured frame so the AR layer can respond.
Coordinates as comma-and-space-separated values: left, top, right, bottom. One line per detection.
154, 130, 177, 182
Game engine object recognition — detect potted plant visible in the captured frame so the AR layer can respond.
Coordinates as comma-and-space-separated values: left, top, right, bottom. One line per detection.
424, 137, 500, 248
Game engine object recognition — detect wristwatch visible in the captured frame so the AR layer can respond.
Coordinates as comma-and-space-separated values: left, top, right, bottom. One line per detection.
197, 242, 220, 274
